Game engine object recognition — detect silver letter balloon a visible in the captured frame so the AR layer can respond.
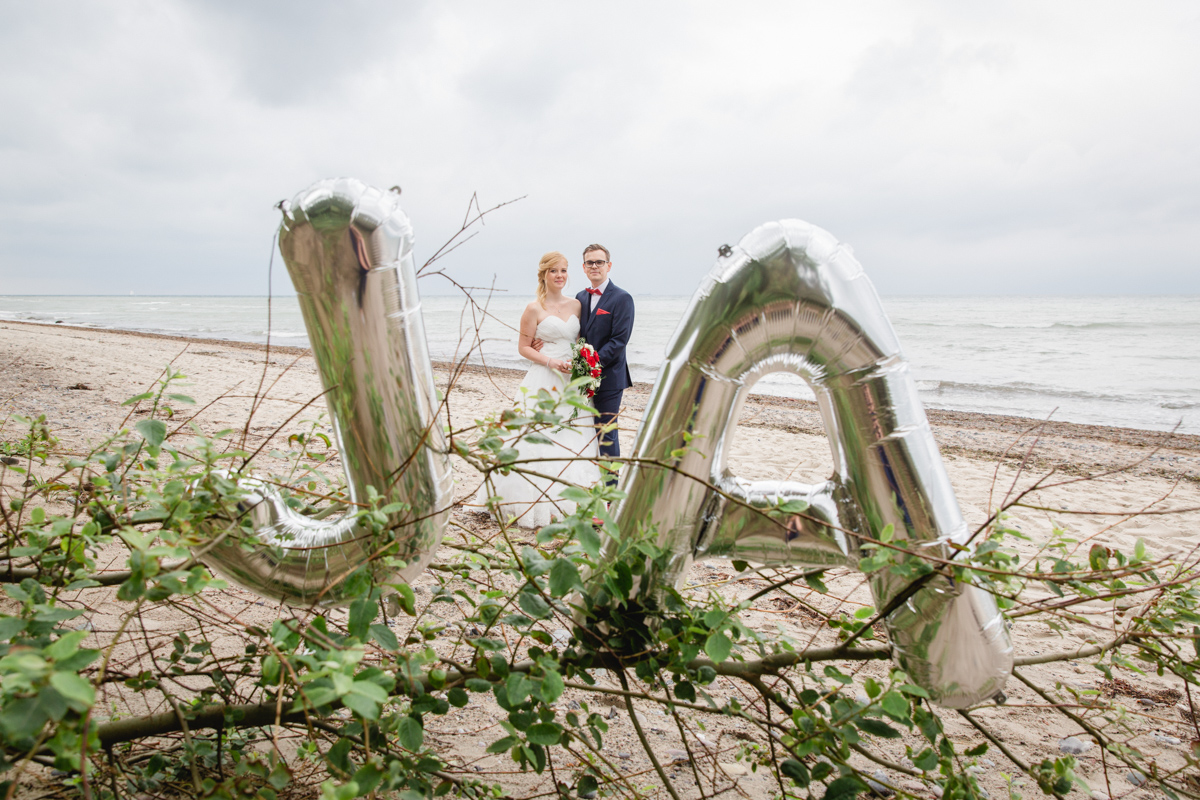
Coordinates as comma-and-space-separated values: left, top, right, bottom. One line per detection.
198, 178, 453, 607
608, 220, 1012, 708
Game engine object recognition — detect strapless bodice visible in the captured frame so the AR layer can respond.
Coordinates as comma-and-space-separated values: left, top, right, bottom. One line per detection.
535, 315, 579, 359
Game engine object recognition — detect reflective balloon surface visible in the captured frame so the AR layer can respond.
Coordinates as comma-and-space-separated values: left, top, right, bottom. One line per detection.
198, 178, 453, 607
608, 220, 1012, 707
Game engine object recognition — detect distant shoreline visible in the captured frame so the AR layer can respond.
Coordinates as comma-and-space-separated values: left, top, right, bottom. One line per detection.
5, 317, 1197, 458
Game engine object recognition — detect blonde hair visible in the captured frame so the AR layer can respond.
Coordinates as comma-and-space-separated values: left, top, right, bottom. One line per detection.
536, 251, 568, 307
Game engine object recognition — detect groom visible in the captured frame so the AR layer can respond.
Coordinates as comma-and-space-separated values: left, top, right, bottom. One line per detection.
576, 244, 634, 471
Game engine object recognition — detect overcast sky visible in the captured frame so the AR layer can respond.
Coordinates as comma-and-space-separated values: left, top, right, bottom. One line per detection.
1, 1, 1197, 297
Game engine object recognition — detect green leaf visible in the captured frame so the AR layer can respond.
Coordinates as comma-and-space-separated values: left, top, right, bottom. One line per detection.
267, 761, 292, 790
823, 665, 853, 685
341, 692, 380, 720
135, 419, 167, 447
823, 774, 867, 800
805, 571, 829, 593
576, 521, 600, 558
506, 673, 532, 705
857, 718, 902, 739
49, 672, 95, 712
880, 691, 910, 720
518, 591, 551, 620
447, 687, 469, 707
536, 522, 568, 543
348, 680, 388, 703
412, 694, 447, 715
353, 762, 384, 795
347, 597, 375, 640
0, 616, 25, 640
33, 606, 83, 623
526, 723, 561, 745
369, 623, 398, 651
913, 747, 939, 771
390, 583, 416, 616
608, 561, 634, 598
704, 631, 732, 662
38, 688, 68, 724
965, 743, 988, 757
548, 558, 581, 596
539, 669, 564, 703
487, 735, 520, 754
121, 392, 154, 406
780, 759, 810, 787
45, 630, 87, 662
397, 715, 424, 751
520, 547, 551, 576
297, 685, 339, 709
559, 486, 592, 504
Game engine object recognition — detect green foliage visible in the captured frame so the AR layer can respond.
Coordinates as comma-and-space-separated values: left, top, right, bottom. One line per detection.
0, 365, 1198, 800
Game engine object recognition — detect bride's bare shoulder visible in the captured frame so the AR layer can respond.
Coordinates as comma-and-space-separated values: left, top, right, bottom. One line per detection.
520, 301, 545, 331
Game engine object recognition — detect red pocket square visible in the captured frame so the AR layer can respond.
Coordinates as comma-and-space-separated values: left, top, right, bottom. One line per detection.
596, 308, 611, 315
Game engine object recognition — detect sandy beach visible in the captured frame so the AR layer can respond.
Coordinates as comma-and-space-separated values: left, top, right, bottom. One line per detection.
3, 318, 1200, 798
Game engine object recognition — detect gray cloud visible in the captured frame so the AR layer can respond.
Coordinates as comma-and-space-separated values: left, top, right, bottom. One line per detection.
1, 1, 1197, 297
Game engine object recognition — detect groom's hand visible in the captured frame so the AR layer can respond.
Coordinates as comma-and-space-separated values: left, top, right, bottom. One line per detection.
530, 338, 544, 352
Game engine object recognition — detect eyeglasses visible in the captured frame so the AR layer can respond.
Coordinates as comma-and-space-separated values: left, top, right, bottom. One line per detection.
584, 260, 609, 267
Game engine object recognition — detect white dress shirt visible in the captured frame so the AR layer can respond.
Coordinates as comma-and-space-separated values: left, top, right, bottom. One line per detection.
589, 278, 611, 313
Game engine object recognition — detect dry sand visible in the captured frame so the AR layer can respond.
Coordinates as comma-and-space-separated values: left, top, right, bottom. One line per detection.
3, 319, 1200, 798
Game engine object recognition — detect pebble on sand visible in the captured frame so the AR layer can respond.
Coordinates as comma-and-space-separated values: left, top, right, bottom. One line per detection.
867, 771, 896, 797
1058, 736, 1092, 755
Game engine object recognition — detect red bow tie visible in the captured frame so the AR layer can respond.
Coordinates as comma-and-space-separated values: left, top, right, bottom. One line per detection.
586, 287, 603, 296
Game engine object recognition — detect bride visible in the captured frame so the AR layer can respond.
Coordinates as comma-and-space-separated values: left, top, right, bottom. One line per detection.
479, 251, 601, 527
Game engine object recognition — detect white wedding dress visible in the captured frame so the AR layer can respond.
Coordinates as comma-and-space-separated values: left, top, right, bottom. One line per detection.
478, 315, 601, 528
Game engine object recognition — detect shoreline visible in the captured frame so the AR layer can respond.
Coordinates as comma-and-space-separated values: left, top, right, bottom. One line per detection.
7, 318, 1197, 447
2, 318, 1197, 483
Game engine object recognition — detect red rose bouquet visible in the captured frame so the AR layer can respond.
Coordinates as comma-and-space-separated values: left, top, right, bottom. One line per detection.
570, 339, 602, 398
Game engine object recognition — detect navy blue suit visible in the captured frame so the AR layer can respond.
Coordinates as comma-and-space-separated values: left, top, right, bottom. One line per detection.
577, 281, 634, 467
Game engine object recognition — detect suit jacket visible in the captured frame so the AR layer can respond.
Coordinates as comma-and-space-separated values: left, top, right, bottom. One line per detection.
577, 280, 634, 393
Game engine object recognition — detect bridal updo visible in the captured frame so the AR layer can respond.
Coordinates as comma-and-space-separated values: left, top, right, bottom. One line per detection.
536, 251, 568, 307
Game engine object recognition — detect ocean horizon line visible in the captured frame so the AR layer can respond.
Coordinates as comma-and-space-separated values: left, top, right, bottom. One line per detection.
3, 292, 1198, 299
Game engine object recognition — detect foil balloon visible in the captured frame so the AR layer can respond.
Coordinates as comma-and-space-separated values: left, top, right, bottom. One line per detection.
198, 178, 453, 607
607, 220, 1011, 707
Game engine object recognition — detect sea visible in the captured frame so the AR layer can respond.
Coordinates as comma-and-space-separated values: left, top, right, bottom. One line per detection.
1, 294, 1197, 435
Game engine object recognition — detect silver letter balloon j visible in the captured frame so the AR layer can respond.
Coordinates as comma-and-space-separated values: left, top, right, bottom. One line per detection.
607, 220, 1012, 708
197, 178, 453, 607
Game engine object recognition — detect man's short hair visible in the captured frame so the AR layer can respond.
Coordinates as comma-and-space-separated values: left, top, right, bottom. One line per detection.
582, 244, 611, 262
